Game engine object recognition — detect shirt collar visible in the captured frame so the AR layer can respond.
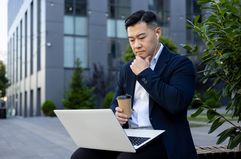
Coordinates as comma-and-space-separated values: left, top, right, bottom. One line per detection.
150, 43, 164, 67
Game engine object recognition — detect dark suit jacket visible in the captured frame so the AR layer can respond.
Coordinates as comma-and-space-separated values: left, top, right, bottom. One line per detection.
111, 46, 197, 159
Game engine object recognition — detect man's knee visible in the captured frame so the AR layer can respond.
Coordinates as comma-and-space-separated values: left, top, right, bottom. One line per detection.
70, 148, 81, 159
116, 153, 136, 159
70, 148, 97, 159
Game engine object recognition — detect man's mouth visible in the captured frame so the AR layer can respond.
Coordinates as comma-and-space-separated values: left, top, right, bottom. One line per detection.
135, 51, 145, 55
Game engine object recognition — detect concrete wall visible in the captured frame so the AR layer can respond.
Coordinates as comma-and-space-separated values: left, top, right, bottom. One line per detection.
45, 0, 65, 108
170, 0, 187, 54
88, 0, 108, 71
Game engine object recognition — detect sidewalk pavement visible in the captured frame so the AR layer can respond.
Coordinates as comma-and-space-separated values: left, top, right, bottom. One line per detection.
0, 117, 77, 159
0, 114, 233, 159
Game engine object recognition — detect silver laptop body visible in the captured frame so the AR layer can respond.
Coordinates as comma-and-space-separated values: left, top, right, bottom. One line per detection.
54, 109, 165, 153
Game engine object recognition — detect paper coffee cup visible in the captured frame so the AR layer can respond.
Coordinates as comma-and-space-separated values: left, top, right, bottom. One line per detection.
116, 94, 132, 118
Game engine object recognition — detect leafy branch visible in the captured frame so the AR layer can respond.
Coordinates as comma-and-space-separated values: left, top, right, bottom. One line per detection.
185, 0, 241, 149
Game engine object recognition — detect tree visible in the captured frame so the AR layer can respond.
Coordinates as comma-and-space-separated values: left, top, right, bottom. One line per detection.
62, 59, 95, 109
0, 60, 9, 97
88, 63, 116, 108
184, 0, 241, 149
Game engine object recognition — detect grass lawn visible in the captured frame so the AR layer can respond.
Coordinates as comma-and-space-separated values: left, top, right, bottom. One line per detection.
189, 123, 206, 128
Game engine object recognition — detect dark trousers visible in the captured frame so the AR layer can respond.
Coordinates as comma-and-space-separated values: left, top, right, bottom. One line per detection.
71, 136, 167, 159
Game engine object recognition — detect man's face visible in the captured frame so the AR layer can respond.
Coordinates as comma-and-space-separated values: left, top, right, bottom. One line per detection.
127, 22, 160, 60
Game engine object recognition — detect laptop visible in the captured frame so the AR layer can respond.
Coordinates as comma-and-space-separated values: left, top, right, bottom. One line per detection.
54, 109, 165, 153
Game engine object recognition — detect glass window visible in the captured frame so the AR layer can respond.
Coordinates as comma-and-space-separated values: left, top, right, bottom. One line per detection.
148, 0, 169, 26
75, 16, 87, 35
107, 0, 130, 70
64, 37, 74, 67
30, 2, 33, 75
64, 16, 74, 34
107, 0, 130, 38
24, 12, 28, 77
64, 0, 87, 35
116, 7, 130, 19
20, 20, 22, 80
108, 0, 129, 19
65, 0, 73, 15
30, 90, 33, 116
20, 93, 22, 116
75, 37, 87, 68
108, 39, 128, 70
64, 37, 88, 68
16, 28, 19, 82
76, 0, 87, 16
37, 0, 41, 71
107, 19, 115, 37
108, 0, 115, 18
12, 35, 14, 82
116, 0, 129, 6
116, 20, 126, 38
64, 0, 88, 68
36, 88, 41, 116
24, 91, 27, 117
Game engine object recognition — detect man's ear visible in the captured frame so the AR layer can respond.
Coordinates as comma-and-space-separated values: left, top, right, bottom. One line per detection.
155, 27, 161, 40
156, 33, 159, 40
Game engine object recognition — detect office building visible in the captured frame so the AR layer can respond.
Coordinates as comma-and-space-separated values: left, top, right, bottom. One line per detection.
7, 0, 200, 117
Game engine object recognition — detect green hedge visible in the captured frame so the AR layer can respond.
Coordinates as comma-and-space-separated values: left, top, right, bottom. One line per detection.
42, 100, 56, 117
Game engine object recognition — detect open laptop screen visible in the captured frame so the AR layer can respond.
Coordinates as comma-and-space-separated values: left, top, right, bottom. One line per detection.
54, 109, 164, 153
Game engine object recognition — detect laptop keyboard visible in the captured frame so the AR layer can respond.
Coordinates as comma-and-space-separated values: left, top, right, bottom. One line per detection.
128, 136, 150, 146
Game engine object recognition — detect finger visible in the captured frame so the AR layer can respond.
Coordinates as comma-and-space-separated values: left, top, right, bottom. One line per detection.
115, 107, 123, 113
115, 111, 128, 120
116, 116, 128, 124
115, 110, 128, 118
130, 64, 134, 70
132, 59, 137, 65
130, 61, 134, 68
145, 56, 151, 63
115, 111, 128, 125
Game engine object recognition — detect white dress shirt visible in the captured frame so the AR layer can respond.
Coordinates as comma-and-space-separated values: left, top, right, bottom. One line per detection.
129, 43, 164, 129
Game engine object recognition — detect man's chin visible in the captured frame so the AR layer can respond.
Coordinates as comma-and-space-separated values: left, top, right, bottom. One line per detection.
135, 54, 146, 59
137, 55, 147, 59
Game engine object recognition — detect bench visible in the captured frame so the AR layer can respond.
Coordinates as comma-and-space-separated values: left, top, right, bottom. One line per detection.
196, 145, 241, 159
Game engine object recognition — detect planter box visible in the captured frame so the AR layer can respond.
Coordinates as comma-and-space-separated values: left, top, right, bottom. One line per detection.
196, 145, 241, 159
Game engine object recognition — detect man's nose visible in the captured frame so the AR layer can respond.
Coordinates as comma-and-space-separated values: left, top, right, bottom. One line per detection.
134, 40, 141, 49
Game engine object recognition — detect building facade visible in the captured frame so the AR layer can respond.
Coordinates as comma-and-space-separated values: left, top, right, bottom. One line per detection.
7, 0, 199, 117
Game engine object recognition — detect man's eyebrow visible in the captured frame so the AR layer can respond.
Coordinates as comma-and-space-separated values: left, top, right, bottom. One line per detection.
128, 33, 146, 39
137, 33, 146, 37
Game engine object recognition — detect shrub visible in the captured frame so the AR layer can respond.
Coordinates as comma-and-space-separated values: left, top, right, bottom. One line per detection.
42, 100, 56, 117
0, 60, 9, 97
103, 91, 115, 109
190, 89, 220, 109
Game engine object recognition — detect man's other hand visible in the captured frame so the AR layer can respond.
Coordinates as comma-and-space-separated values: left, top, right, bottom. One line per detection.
115, 107, 128, 125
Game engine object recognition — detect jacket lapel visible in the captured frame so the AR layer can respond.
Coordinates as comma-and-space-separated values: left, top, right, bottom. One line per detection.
149, 46, 171, 114
153, 46, 170, 74
126, 65, 136, 107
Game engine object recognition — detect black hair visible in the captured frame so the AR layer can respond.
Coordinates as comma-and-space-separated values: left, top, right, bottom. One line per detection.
124, 10, 159, 30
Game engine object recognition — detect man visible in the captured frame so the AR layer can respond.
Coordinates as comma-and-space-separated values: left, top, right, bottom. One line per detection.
71, 10, 197, 159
